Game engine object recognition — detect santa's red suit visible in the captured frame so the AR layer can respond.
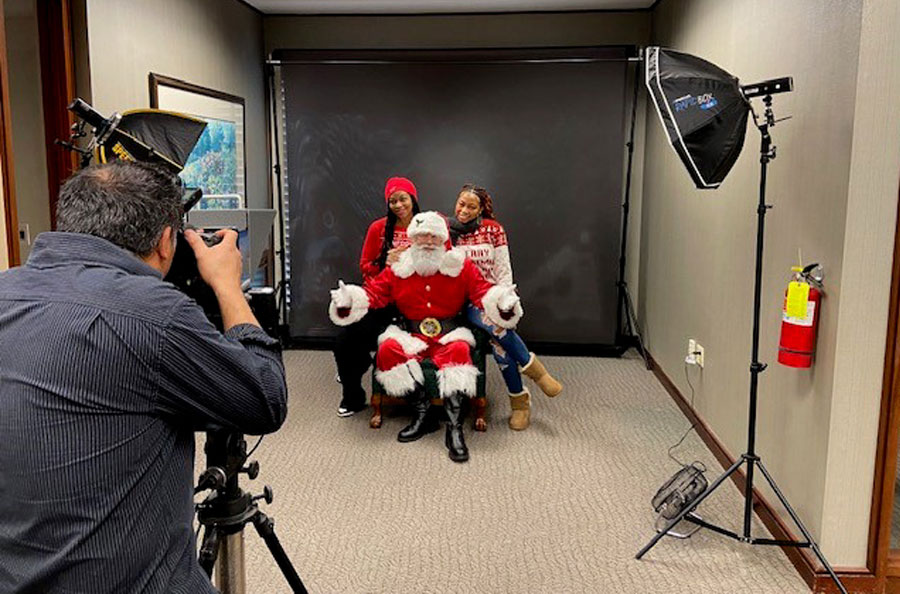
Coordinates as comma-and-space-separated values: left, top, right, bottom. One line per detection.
329, 217, 521, 399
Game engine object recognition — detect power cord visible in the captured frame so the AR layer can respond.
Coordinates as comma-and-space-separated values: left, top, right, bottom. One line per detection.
247, 435, 264, 458
667, 357, 705, 473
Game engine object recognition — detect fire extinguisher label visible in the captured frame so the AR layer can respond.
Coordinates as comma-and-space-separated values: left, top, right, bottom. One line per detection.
786, 281, 811, 318
783, 300, 816, 327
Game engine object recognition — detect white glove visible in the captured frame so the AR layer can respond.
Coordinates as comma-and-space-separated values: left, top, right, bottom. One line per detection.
483, 284, 524, 329
328, 280, 370, 326
330, 280, 352, 311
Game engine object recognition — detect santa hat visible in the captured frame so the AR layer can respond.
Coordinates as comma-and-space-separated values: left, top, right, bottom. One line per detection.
384, 177, 417, 202
407, 211, 449, 242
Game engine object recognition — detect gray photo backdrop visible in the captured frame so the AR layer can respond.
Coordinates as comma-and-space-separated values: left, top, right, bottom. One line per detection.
279, 47, 629, 345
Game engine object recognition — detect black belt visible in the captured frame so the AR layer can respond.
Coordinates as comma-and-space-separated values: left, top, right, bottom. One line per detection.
404, 317, 460, 338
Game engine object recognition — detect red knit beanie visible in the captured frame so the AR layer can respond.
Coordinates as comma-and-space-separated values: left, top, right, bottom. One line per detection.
384, 177, 417, 202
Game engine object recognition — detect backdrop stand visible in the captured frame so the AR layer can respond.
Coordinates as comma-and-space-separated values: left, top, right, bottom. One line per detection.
616, 52, 650, 369
266, 62, 291, 342
634, 93, 847, 594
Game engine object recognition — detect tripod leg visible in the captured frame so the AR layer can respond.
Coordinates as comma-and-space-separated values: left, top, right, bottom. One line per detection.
252, 510, 309, 594
636, 456, 745, 559
198, 525, 220, 577
755, 461, 848, 594
215, 532, 247, 594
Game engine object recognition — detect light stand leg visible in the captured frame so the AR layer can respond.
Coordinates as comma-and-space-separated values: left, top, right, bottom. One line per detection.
755, 461, 848, 594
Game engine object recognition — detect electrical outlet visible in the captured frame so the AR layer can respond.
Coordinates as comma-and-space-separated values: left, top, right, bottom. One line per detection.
687, 339, 697, 365
695, 342, 705, 368
18, 223, 30, 246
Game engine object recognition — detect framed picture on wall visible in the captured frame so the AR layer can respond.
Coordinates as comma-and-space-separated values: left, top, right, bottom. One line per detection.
149, 73, 246, 209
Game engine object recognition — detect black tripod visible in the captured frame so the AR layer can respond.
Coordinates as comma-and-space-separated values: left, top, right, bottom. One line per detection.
616, 55, 650, 369
196, 431, 308, 594
635, 95, 847, 594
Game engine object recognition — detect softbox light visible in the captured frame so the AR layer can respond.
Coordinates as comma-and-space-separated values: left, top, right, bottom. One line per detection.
98, 109, 207, 174
645, 46, 750, 189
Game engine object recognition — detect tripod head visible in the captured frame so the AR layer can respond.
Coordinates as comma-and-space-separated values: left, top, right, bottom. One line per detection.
195, 431, 271, 528
194, 430, 306, 593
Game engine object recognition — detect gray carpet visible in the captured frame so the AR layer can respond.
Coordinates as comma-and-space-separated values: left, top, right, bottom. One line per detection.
199, 350, 810, 593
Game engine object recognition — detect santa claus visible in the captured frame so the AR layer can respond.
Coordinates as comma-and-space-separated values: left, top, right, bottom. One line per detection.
329, 211, 521, 462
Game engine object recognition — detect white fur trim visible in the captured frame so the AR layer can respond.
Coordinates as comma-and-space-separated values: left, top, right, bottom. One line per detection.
438, 248, 465, 278
437, 363, 479, 398
438, 327, 476, 347
375, 360, 423, 397
481, 285, 523, 329
378, 324, 428, 355
392, 247, 465, 279
407, 211, 449, 242
391, 249, 415, 278
407, 359, 424, 385
328, 284, 370, 326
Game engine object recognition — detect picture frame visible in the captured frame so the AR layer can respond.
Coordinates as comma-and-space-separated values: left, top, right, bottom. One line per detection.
149, 73, 246, 209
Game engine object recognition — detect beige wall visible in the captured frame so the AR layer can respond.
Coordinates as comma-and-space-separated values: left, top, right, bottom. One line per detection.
5, 0, 50, 262
642, 0, 900, 565
85, 0, 268, 208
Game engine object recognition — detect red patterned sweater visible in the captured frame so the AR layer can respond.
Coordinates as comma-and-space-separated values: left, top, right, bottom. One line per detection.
453, 218, 513, 285
359, 217, 410, 281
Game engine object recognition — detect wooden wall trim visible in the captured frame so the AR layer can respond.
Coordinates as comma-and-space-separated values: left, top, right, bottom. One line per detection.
648, 352, 878, 593
0, 0, 20, 266
37, 0, 79, 230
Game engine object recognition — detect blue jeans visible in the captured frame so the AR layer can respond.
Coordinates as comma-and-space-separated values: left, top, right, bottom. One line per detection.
466, 304, 531, 394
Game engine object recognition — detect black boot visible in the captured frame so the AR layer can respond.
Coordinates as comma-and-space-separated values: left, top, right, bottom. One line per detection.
397, 388, 438, 442
443, 392, 469, 463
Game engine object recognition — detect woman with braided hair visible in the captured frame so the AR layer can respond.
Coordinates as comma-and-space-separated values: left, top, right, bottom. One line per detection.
449, 184, 563, 431
332, 177, 420, 417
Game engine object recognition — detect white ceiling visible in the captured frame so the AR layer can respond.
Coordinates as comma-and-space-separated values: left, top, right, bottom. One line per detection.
244, 0, 655, 15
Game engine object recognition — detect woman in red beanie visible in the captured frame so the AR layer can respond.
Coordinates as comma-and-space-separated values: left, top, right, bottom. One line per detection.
449, 184, 563, 431
333, 177, 421, 416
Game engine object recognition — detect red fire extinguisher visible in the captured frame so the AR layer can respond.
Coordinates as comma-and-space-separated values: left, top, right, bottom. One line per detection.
778, 263, 823, 368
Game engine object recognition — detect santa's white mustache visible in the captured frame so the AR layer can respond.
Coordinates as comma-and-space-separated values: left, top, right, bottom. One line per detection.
409, 244, 444, 274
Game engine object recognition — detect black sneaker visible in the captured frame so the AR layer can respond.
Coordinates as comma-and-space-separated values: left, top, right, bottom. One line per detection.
337, 398, 366, 418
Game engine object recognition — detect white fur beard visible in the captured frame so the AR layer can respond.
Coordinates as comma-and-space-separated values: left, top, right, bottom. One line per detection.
409, 245, 443, 276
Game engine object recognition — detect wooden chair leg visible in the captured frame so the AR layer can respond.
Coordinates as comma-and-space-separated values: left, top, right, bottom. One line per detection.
472, 396, 487, 432
370, 393, 383, 429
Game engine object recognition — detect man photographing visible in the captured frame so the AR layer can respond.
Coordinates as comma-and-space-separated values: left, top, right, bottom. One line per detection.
0, 161, 288, 593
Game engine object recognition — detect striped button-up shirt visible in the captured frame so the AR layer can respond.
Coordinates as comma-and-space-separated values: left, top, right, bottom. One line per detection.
0, 232, 288, 593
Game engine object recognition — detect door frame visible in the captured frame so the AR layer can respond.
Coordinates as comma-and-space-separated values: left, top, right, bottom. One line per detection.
0, 0, 19, 267
869, 178, 900, 593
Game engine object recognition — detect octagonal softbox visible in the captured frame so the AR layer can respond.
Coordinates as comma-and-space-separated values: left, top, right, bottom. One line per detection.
645, 47, 750, 189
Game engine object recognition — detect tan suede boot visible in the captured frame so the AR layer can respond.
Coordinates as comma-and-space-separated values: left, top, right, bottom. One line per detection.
521, 353, 563, 397
508, 390, 531, 431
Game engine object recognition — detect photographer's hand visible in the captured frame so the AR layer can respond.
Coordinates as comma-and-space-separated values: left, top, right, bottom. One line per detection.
184, 229, 260, 331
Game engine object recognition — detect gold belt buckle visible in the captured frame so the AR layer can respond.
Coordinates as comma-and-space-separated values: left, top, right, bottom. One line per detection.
418, 317, 442, 338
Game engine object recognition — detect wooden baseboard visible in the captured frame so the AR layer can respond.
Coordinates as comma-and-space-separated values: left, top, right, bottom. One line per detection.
647, 353, 878, 594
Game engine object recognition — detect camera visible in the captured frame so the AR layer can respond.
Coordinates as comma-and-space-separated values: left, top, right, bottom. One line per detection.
61, 99, 278, 333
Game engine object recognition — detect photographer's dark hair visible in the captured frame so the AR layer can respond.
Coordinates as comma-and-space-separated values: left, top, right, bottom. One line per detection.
56, 160, 183, 257
376, 195, 420, 271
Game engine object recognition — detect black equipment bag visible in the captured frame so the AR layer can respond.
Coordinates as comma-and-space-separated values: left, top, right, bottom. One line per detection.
652, 463, 708, 520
